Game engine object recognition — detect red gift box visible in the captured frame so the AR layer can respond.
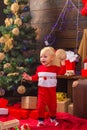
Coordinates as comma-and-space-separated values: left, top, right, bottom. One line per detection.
8, 106, 30, 119
29, 110, 38, 119
20, 109, 30, 119
65, 60, 75, 71
9, 108, 21, 119
81, 69, 87, 76
0, 98, 8, 108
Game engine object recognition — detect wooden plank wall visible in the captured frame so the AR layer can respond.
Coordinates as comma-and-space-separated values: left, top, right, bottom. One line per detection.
55, 0, 87, 50
1, 0, 87, 51
30, 0, 87, 51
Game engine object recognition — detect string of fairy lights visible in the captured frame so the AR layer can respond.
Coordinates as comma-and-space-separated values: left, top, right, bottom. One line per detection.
44, 0, 80, 52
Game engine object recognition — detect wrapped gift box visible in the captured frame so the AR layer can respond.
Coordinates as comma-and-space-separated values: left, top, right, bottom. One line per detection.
68, 103, 73, 115
0, 108, 8, 115
20, 109, 30, 119
0, 119, 19, 130
21, 96, 37, 109
9, 108, 21, 119
57, 98, 71, 112
81, 69, 87, 76
8, 106, 30, 119
0, 98, 8, 108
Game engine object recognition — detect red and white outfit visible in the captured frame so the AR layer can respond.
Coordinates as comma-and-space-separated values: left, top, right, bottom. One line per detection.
31, 65, 66, 119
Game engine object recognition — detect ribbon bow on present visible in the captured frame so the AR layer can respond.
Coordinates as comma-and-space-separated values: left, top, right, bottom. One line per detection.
66, 51, 78, 62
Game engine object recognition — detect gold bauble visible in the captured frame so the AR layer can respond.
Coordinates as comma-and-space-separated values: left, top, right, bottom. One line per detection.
17, 85, 26, 94
0, 52, 5, 61
14, 18, 22, 26
11, 2, 19, 13
12, 27, 20, 36
3, 63, 11, 69
4, 0, 9, 5
0, 36, 5, 43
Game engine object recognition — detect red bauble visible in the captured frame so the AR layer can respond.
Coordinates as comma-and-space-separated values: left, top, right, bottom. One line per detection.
81, 8, 87, 16
82, 0, 87, 5
84, 59, 87, 62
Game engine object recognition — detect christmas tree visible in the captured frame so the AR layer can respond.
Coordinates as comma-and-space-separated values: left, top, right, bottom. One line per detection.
0, 0, 39, 96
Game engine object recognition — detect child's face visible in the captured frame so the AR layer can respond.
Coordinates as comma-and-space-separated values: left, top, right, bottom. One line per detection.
40, 51, 53, 66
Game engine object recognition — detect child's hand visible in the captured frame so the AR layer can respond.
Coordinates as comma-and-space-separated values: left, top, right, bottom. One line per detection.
22, 72, 32, 81
61, 59, 66, 66
72, 80, 79, 87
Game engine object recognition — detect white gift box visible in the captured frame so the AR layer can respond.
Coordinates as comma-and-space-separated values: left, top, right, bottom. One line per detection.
0, 108, 8, 115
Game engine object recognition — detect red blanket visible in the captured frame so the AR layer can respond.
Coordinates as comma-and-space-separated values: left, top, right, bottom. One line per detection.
0, 112, 87, 130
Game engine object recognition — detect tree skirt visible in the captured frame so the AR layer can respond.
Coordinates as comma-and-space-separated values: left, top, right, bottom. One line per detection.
0, 112, 87, 130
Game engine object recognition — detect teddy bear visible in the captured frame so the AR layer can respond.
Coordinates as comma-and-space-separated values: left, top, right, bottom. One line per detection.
54, 49, 66, 67
55, 49, 78, 76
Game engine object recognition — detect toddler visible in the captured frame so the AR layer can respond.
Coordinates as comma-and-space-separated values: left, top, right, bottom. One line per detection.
22, 47, 66, 126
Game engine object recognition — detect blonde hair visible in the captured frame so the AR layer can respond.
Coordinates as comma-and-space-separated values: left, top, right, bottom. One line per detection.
40, 46, 55, 57
40, 47, 56, 65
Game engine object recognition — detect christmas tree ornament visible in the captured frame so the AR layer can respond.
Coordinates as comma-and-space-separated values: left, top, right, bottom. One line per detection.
3, 63, 11, 69
0, 36, 5, 43
23, 6, 29, 12
14, 18, 22, 26
81, 7, 87, 15
81, 3, 87, 16
12, 27, 20, 36
0, 88, 5, 96
82, 0, 87, 5
0, 71, 4, 76
17, 85, 26, 94
4, 0, 10, 5
5, 18, 13, 27
11, 2, 19, 14
0, 52, 5, 61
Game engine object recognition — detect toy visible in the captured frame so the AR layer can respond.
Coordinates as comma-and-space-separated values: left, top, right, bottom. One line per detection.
55, 49, 66, 67
81, 0, 87, 16
0, 119, 19, 130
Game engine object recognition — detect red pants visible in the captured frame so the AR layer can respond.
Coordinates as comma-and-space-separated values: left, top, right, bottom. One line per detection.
37, 87, 57, 118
